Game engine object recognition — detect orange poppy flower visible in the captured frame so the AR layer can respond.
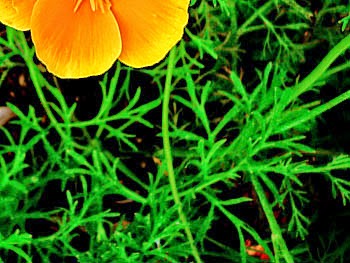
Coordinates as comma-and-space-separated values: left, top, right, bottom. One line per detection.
0, 0, 190, 78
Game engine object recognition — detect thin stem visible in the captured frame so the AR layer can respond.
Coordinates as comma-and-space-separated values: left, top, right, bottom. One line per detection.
17, 31, 68, 142
277, 90, 350, 134
250, 174, 294, 263
236, 1, 274, 37
162, 49, 202, 263
321, 61, 350, 80
292, 33, 350, 100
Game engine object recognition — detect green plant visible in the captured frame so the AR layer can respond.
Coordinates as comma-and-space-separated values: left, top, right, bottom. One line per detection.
1, 1, 350, 262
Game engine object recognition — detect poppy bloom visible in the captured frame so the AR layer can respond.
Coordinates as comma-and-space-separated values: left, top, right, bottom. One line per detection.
0, 0, 190, 78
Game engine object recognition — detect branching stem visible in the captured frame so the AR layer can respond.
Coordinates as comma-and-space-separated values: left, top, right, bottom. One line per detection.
162, 49, 202, 263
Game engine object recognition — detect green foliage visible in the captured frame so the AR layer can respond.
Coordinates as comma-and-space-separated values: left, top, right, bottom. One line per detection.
2, 1, 350, 262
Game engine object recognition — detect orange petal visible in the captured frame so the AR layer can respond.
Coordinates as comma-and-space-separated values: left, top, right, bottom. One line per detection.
0, 0, 35, 30
111, 0, 190, 68
31, 0, 121, 78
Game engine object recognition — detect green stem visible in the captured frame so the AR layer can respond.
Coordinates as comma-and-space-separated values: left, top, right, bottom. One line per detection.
277, 90, 350, 134
321, 61, 350, 80
293, 33, 350, 100
250, 174, 294, 263
236, 1, 274, 37
162, 49, 202, 263
17, 31, 68, 142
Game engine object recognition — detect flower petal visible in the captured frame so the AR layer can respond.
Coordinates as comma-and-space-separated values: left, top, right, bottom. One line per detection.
111, 0, 190, 68
0, 0, 35, 30
31, 0, 122, 78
